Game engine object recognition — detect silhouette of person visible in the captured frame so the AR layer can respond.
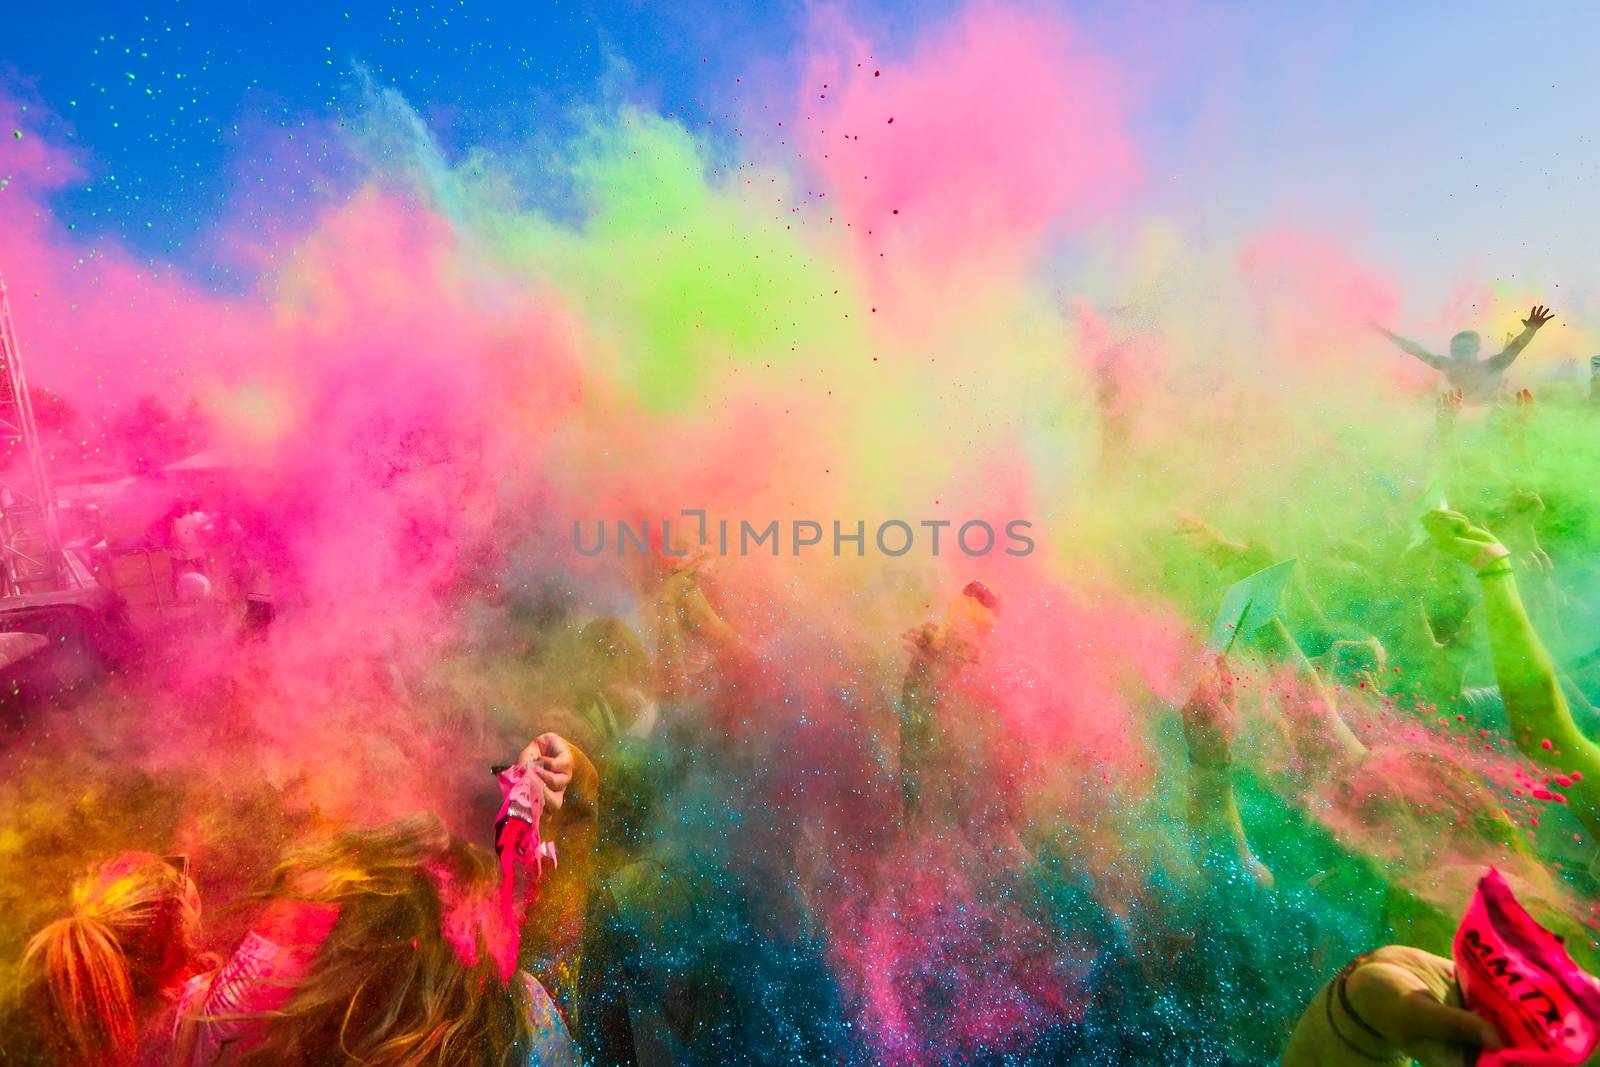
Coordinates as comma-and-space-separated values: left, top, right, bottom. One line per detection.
1373, 305, 1553, 403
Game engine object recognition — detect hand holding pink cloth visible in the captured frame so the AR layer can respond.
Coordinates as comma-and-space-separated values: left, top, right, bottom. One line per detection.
1455, 868, 1600, 1065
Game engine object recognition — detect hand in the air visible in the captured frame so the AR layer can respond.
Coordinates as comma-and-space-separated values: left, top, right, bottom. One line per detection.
1495, 491, 1553, 575
1420, 510, 1506, 570
1180, 655, 1240, 766
903, 621, 945, 662
1175, 510, 1250, 564
1523, 304, 1554, 329
903, 620, 979, 672
517, 732, 576, 811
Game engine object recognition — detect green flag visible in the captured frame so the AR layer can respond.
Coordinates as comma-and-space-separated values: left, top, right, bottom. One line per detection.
1207, 559, 1297, 653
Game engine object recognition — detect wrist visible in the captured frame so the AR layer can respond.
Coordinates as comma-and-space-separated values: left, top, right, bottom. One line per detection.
1183, 728, 1232, 768
1477, 559, 1514, 580
1469, 542, 1510, 574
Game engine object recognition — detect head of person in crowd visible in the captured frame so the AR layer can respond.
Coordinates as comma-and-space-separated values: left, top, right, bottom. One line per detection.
20, 851, 205, 1067
1449, 330, 1483, 363
1319, 637, 1390, 693
236, 816, 532, 1067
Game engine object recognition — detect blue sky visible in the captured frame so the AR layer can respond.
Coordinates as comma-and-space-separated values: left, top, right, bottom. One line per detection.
3, 0, 743, 252
4, 1, 1599, 314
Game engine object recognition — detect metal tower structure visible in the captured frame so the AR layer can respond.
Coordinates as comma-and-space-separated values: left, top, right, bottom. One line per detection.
0, 271, 64, 596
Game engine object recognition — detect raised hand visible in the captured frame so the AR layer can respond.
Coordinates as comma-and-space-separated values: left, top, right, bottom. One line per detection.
1180, 655, 1240, 767
1493, 490, 1554, 575
1174, 510, 1250, 564
1420, 509, 1510, 573
902, 621, 946, 663
1523, 304, 1554, 329
902, 619, 979, 673
516, 732, 576, 811
1179, 655, 1273, 888
1503, 488, 1545, 519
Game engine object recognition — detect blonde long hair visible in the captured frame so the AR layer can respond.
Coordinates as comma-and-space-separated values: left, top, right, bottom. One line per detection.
21, 852, 202, 1066
236, 816, 530, 1066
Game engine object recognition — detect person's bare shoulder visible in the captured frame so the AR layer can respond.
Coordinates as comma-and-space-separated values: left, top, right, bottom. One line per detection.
1280, 979, 1339, 1067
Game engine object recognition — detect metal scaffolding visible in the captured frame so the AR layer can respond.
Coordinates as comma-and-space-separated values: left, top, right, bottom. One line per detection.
0, 271, 64, 597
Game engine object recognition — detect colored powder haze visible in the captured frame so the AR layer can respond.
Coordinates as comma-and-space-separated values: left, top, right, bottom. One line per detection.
3, 1, 1600, 1062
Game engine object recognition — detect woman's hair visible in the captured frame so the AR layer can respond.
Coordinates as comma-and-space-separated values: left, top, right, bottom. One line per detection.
21, 851, 202, 1067
237, 815, 529, 1066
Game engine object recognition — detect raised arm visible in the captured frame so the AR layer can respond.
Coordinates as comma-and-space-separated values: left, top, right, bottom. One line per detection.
897, 622, 950, 823
1257, 618, 1370, 772
653, 559, 744, 698
512, 733, 599, 984
1179, 655, 1272, 887
1484, 304, 1553, 371
1422, 509, 1600, 836
1372, 323, 1446, 370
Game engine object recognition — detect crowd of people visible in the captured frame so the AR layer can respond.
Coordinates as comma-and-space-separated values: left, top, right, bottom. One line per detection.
5, 303, 1600, 1065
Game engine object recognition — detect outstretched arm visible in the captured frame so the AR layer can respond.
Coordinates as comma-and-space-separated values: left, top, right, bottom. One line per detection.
1372, 324, 1446, 370
1422, 509, 1600, 836
654, 561, 746, 698
1180, 655, 1272, 887
1257, 619, 1370, 771
1484, 304, 1553, 371
897, 623, 949, 823
1176, 513, 1360, 769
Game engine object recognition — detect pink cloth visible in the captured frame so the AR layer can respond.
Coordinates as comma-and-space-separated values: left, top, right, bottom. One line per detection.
1455, 868, 1600, 1065
171, 904, 337, 1065
495, 763, 558, 920
171, 766, 561, 1063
